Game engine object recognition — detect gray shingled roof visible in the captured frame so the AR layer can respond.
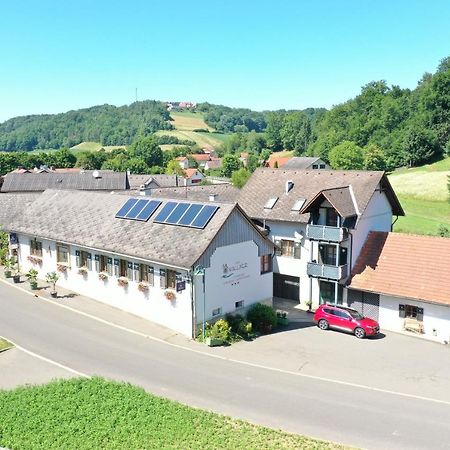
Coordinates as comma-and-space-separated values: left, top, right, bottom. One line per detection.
145, 184, 240, 203
282, 157, 322, 169
3, 189, 238, 268
0, 193, 41, 229
238, 168, 404, 223
301, 187, 357, 218
128, 174, 181, 190
1, 170, 129, 192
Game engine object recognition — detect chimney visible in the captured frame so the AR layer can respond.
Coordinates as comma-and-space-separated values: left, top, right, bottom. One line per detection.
209, 193, 218, 202
285, 180, 294, 194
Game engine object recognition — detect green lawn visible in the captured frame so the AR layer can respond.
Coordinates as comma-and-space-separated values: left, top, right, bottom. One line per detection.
388, 157, 450, 236
0, 378, 345, 450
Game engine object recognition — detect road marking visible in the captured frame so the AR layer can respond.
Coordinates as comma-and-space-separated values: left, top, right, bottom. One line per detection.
0, 335, 89, 378
2, 278, 450, 406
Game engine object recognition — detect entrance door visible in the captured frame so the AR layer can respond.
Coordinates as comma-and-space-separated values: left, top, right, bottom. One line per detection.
319, 281, 343, 305
273, 273, 300, 301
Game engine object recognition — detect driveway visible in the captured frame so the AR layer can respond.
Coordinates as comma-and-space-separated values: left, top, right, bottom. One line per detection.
1, 279, 450, 450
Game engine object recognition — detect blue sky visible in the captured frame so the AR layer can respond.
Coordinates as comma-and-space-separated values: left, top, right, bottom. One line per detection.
0, 0, 449, 122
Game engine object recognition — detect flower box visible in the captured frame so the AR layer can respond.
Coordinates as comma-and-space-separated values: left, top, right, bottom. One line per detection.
138, 282, 149, 292
27, 255, 42, 265
78, 267, 88, 276
205, 337, 223, 347
276, 310, 289, 326
164, 290, 176, 301
98, 272, 108, 281
57, 264, 69, 273
117, 277, 129, 287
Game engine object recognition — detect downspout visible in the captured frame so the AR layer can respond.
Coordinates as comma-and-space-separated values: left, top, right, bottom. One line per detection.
391, 215, 399, 231
190, 268, 196, 339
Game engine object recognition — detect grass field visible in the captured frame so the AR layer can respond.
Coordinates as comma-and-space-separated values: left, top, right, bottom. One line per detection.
169, 111, 213, 131
388, 158, 450, 236
70, 142, 126, 153
0, 378, 345, 450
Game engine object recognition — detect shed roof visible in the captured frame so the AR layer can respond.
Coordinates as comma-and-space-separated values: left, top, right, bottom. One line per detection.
349, 232, 450, 306
1, 170, 128, 192
282, 157, 323, 169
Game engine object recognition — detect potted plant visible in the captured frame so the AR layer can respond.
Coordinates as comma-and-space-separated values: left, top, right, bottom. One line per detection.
276, 310, 289, 326
3, 257, 14, 278
45, 271, 59, 298
117, 277, 128, 287
25, 268, 39, 290
164, 290, 176, 301
77, 267, 88, 276
12, 268, 21, 284
306, 299, 313, 313
57, 264, 68, 273
98, 272, 108, 281
138, 281, 149, 292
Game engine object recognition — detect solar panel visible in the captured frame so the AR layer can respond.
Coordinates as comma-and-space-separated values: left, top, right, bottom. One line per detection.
115, 198, 139, 218
165, 203, 191, 224
135, 200, 162, 221
154, 202, 178, 223
191, 205, 219, 229
177, 204, 203, 226
125, 199, 149, 219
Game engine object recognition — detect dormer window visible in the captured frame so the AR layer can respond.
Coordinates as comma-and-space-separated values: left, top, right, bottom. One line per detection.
264, 197, 278, 209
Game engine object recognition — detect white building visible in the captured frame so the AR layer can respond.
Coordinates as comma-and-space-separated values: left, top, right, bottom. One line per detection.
348, 231, 450, 344
5, 190, 273, 337
238, 169, 404, 308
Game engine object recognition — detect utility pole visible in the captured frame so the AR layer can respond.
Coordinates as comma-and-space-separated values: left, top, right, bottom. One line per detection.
135, 88, 138, 103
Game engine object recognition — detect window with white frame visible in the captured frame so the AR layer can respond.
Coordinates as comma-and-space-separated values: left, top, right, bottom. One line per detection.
260, 255, 272, 274
275, 239, 300, 259
56, 244, 69, 264
30, 239, 43, 257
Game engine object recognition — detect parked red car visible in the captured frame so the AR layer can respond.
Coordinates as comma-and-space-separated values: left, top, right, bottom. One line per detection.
313, 304, 380, 339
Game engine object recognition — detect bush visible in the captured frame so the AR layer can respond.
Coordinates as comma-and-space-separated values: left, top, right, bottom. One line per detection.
226, 314, 253, 339
246, 303, 277, 333
192, 128, 209, 133
206, 319, 231, 342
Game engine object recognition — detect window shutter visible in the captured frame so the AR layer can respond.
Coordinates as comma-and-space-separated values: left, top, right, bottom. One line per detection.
94, 255, 100, 272
274, 239, 282, 256
148, 266, 154, 286
75, 250, 81, 268
113, 259, 120, 277
399, 304, 405, 318
160, 269, 166, 289
87, 253, 92, 270
294, 241, 301, 259
417, 307, 424, 322
107, 257, 113, 276
127, 262, 133, 280
133, 263, 140, 281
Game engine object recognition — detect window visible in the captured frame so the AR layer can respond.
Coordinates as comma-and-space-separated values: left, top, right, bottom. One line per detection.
99, 255, 108, 272
80, 251, 89, 268
319, 164, 326, 169
166, 269, 176, 289
235, 300, 244, 309
212, 307, 222, 317
260, 255, 272, 274
264, 197, 278, 209
326, 209, 338, 227
312, 164, 318, 169
139, 264, 149, 282
279, 240, 300, 259
56, 244, 69, 264
30, 239, 43, 257
319, 244, 337, 266
399, 304, 424, 321
119, 259, 127, 277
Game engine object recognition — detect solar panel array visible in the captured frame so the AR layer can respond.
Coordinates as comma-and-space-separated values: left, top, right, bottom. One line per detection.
154, 201, 219, 229
115, 198, 162, 221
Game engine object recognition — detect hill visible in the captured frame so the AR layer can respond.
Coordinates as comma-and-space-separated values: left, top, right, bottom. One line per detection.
389, 158, 450, 236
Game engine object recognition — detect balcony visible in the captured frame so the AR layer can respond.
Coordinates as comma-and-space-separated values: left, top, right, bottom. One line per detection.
307, 262, 348, 281
306, 224, 348, 243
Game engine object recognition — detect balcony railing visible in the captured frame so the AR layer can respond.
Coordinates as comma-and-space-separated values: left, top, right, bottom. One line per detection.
307, 262, 348, 281
306, 224, 348, 242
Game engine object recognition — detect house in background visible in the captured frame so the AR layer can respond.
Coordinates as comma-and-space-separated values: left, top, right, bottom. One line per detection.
190, 154, 211, 169
176, 157, 190, 170
144, 184, 240, 203
347, 231, 450, 344
283, 157, 330, 170
5, 190, 273, 337
204, 158, 222, 171
238, 168, 403, 308
183, 169, 204, 185
265, 155, 292, 168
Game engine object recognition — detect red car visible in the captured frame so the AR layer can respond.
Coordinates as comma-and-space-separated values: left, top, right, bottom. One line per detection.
313, 304, 380, 339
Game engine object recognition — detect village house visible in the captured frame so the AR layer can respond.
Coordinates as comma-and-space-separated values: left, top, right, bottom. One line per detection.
204, 157, 222, 171
265, 155, 330, 170
238, 168, 403, 308
5, 190, 274, 337
347, 232, 450, 344
183, 168, 204, 185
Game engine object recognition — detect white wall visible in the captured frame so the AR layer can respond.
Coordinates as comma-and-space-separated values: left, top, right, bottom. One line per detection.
194, 240, 272, 325
350, 189, 393, 267
16, 234, 194, 337
379, 294, 450, 344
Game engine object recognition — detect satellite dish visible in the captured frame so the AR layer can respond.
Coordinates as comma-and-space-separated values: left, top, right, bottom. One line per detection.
92, 170, 100, 178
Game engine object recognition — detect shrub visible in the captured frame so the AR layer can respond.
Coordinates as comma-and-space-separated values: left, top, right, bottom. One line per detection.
246, 303, 277, 333
226, 314, 253, 339
207, 319, 231, 342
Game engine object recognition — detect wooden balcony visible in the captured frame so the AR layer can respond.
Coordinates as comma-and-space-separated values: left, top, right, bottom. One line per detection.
307, 262, 348, 281
306, 224, 348, 243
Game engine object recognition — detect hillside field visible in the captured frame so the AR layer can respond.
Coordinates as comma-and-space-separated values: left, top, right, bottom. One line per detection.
388, 158, 450, 236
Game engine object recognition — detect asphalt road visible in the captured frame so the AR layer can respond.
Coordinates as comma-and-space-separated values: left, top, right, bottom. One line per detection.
1, 282, 449, 450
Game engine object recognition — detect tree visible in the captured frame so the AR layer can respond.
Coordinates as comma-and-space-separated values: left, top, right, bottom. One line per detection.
75, 151, 108, 170
328, 141, 364, 170
231, 168, 251, 188
166, 159, 185, 176
221, 154, 241, 177
265, 112, 285, 151
125, 158, 149, 174
280, 112, 312, 154
129, 136, 163, 167
402, 126, 437, 167
364, 144, 386, 170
